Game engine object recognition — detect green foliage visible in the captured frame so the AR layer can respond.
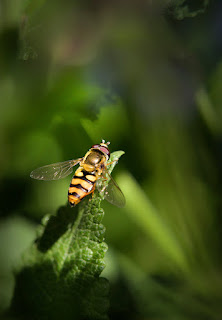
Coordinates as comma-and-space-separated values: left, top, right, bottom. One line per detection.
196, 61, 222, 135
117, 172, 188, 272
167, 0, 210, 19
1, 1, 222, 319
10, 151, 124, 320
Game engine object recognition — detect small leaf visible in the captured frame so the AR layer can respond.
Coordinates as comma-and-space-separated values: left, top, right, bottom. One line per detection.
166, 0, 209, 20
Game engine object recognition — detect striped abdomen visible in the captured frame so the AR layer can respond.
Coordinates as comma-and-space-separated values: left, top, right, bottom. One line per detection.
68, 168, 97, 206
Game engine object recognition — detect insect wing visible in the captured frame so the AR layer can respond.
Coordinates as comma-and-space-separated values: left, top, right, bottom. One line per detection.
103, 174, 125, 208
30, 158, 82, 180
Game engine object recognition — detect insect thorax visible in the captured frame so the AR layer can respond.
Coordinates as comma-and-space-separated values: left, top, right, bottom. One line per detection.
84, 150, 105, 167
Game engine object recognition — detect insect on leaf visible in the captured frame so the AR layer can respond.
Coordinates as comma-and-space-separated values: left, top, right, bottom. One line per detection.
11, 150, 125, 320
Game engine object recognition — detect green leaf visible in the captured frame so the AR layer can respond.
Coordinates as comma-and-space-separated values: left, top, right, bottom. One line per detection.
10, 151, 124, 320
116, 172, 189, 273
166, 0, 209, 20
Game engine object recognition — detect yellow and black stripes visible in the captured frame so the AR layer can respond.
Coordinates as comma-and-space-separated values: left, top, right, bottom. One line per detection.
68, 169, 97, 206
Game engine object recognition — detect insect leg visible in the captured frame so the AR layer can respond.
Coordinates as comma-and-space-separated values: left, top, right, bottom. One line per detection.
107, 159, 118, 166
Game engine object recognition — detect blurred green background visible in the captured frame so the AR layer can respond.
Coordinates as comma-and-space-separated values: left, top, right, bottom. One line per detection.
1, 0, 222, 319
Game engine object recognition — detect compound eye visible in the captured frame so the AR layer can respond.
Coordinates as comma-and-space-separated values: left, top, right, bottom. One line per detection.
91, 144, 100, 149
100, 146, 110, 157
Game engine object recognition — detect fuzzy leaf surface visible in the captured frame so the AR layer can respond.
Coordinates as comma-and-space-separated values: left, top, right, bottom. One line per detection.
10, 151, 124, 320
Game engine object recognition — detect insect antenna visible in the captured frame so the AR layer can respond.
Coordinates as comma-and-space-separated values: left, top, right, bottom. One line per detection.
101, 139, 110, 145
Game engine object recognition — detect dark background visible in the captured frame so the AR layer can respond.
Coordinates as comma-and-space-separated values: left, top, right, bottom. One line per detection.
1, 0, 222, 319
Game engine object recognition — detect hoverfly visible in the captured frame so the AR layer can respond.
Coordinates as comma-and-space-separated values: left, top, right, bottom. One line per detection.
30, 140, 125, 208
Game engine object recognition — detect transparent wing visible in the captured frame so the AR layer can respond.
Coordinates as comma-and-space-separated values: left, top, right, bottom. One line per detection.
98, 173, 125, 208
30, 158, 82, 181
